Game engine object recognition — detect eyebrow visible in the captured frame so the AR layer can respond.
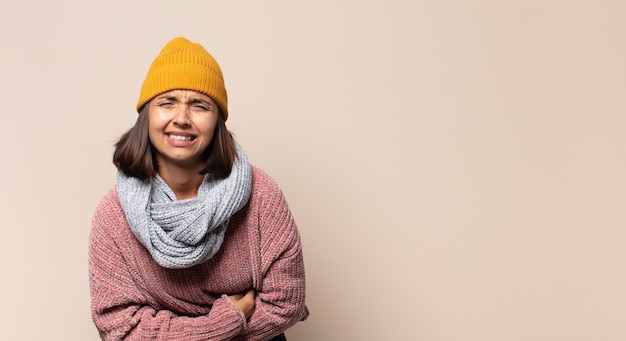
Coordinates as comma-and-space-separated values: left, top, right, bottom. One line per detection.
188, 98, 212, 106
156, 95, 212, 106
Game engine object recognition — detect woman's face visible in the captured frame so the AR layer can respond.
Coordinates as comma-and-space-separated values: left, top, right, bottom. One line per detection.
148, 89, 219, 171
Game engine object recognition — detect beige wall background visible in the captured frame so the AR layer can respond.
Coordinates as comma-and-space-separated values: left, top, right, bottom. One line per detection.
1, 0, 625, 340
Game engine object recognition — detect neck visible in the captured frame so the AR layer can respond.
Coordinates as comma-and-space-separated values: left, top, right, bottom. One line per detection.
157, 163, 205, 200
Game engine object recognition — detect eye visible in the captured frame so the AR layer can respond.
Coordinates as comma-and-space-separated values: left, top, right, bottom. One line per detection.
158, 102, 173, 107
194, 105, 210, 111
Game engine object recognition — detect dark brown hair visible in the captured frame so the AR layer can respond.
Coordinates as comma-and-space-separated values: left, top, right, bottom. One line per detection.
113, 103, 237, 181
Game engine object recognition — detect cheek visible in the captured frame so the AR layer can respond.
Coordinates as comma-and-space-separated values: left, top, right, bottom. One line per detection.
147, 120, 160, 142
198, 117, 219, 138
148, 113, 168, 133
147, 117, 169, 147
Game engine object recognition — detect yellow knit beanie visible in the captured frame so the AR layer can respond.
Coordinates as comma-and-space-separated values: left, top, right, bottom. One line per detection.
136, 37, 228, 120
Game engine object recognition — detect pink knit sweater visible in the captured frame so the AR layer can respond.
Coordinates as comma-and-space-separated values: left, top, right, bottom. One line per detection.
89, 167, 308, 340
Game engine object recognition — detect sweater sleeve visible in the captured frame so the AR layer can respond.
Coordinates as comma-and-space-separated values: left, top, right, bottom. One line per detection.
88, 190, 246, 341
237, 172, 309, 341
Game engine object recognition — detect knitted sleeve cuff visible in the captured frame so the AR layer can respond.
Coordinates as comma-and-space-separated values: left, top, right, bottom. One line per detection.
218, 294, 248, 329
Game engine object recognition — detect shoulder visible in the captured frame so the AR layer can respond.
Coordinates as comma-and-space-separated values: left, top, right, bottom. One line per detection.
94, 187, 122, 213
248, 167, 301, 259
92, 187, 126, 230
248, 166, 292, 211
250, 166, 282, 195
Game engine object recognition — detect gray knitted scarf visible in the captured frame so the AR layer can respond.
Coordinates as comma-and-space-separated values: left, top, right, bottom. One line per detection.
116, 142, 252, 269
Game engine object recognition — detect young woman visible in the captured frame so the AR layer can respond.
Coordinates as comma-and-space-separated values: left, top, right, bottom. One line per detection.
89, 37, 308, 341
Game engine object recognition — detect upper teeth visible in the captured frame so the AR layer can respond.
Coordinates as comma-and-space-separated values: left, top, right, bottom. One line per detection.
170, 134, 192, 141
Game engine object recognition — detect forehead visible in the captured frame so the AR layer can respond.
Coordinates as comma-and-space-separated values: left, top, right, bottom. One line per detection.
157, 89, 215, 103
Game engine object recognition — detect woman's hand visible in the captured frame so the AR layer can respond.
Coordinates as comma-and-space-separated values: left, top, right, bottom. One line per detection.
228, 289, 256, 319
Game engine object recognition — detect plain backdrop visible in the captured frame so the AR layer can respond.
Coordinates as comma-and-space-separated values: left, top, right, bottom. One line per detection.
1, 0, 625, 340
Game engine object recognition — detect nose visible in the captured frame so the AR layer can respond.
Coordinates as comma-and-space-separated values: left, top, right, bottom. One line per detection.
173, 105, 191, 126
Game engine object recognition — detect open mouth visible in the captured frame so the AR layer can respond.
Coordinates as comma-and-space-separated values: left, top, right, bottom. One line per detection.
167, 133, 196, 141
